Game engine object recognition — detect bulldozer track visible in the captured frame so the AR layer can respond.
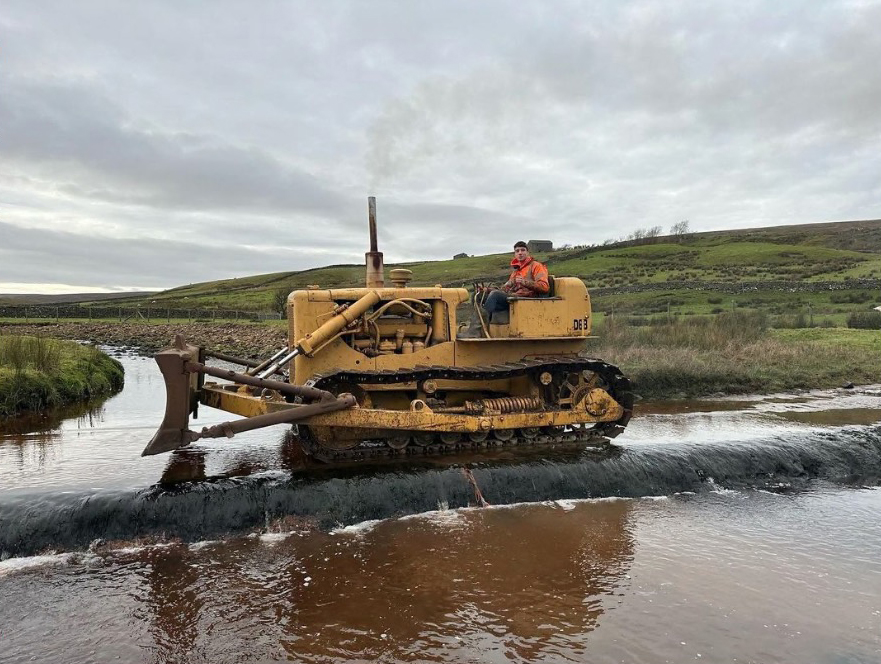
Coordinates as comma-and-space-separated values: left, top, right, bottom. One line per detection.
293, 356, 634, 463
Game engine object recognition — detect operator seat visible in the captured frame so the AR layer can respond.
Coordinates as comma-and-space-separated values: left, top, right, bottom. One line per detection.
489, 275, 556, 325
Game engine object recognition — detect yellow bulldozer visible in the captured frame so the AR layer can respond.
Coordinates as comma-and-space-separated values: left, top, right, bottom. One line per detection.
144, 198, 633, 462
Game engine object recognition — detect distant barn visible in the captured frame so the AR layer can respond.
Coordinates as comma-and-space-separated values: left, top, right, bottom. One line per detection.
453, 252, 469, 259
527, 240, 553, 253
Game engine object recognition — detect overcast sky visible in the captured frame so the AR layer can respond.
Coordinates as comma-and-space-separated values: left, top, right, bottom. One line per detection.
2, 1, 880, 293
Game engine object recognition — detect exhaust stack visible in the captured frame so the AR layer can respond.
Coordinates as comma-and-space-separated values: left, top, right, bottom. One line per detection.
365, 196, 385, 287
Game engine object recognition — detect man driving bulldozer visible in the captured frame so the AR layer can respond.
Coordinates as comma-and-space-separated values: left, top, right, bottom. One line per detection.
464, 241, 550, 336
483, 241, 550, 313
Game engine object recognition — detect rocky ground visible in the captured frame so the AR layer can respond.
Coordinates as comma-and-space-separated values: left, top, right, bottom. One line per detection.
0, 322, 288, 358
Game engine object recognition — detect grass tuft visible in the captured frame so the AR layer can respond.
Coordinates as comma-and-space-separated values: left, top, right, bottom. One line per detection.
847, 311, 881, 329
0, 335, 62, 374
0, 335, 124, 417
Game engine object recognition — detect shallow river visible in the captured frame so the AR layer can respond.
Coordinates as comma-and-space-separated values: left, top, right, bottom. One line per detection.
1, 351, 880, 664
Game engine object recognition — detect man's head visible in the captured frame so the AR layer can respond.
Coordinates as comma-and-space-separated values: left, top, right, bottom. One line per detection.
513, 240, 530, 261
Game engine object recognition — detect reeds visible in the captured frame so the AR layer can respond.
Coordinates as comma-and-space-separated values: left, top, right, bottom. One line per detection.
599, 311, 768, 351
0, 335, 61, 374
592, 313, 877, 399
847, 311, 881, 330
0, 335, 123, 417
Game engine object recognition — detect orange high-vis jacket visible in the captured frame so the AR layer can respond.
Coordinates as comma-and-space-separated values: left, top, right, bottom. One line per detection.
503, 257, 549, 297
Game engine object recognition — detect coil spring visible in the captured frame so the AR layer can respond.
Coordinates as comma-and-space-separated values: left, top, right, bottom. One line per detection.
465, 396, 542, 414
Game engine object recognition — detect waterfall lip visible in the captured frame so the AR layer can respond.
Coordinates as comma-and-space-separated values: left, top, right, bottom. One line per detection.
2, 425, 880, 560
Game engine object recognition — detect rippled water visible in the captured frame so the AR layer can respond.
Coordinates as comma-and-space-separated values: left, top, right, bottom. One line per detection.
2, 491, 880, 663
1, 351, 881, 663
0, 352, 290, 493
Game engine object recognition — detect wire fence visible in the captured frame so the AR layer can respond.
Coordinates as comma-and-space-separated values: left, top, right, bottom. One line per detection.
0, 305, 282, 322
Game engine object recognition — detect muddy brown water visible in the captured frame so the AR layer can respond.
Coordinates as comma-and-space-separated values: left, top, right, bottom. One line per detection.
1, 351, 880, 664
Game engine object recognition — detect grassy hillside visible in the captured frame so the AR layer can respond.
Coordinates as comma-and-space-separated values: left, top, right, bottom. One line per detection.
0, 291, 158, 306
25, 218, 881, 317
93, 254, 533, 311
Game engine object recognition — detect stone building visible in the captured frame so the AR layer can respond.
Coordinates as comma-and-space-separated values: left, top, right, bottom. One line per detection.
527, 240, 553, 253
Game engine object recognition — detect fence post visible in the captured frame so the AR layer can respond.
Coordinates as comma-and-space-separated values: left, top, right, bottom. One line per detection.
189, 310, 192, 323
167, 308, 170, 323
56, 307, 59, 322
118, 307, 122, 322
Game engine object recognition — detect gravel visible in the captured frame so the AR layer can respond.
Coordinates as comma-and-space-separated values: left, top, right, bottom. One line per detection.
0, 322, 288, 359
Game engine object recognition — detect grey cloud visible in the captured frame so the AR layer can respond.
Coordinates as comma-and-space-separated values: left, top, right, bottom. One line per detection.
362, 1, 881, 241
0, 77, 350, 217
523, 2, 881, 124
0, 221, 358, 289
370, 201, 530, 259
366, 1, 881, 176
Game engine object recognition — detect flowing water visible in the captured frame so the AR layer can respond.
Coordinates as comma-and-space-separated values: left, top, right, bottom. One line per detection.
1, 351, 880, 664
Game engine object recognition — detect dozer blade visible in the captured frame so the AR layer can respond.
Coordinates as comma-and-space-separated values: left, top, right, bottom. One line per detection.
142, 335, 204, 456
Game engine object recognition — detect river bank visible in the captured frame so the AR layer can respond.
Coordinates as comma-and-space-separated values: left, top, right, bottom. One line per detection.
0, 335, 124, 417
